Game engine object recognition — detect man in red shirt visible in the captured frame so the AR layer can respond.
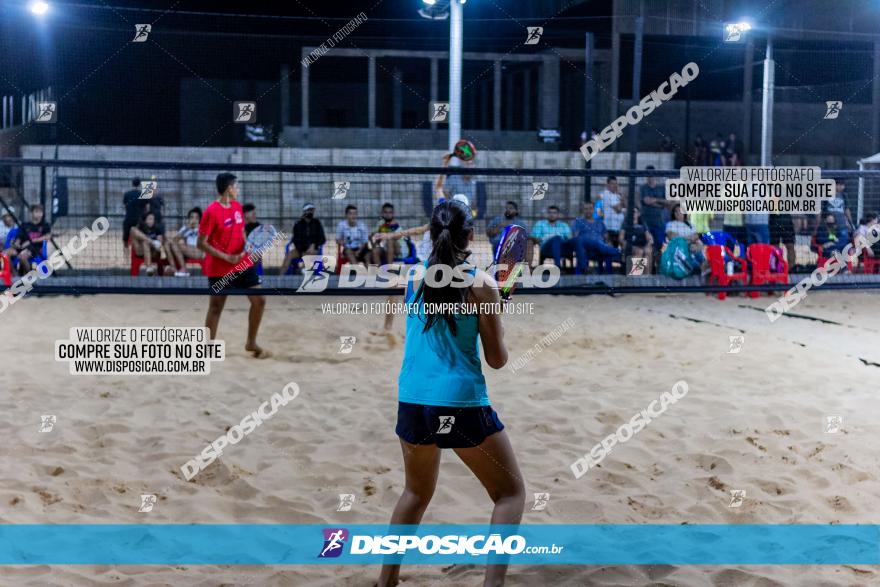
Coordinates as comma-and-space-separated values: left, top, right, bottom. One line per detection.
198, 173, 270, 359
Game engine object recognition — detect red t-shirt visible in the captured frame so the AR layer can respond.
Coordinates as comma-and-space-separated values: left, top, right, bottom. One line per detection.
199, 200, 253, 277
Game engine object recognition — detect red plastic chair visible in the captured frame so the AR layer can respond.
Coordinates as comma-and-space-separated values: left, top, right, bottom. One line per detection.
705, 245, 748, 300
813, 236, 853, 273
0, 253, 12, 286
747, 244, 789, 298
335, 242, 350, 275
130, 242, 168, 276
861, 255, 880, 274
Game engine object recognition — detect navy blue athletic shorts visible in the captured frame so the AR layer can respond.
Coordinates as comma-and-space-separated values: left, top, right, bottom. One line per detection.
395, 401, 504, 448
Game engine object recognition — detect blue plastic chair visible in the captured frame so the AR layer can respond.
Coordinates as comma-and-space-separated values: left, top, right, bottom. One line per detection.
395, 237, 418, 264
284, 242, 324, 275
701, 230, 741, 256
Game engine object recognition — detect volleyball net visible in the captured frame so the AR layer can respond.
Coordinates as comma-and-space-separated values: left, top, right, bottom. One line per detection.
2, 156, 880, 296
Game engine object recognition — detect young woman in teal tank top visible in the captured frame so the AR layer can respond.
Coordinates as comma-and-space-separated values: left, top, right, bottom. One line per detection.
378, 199, 525, 587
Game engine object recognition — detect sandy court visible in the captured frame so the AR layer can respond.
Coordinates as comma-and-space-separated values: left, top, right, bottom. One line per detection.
1, 290, 879, 586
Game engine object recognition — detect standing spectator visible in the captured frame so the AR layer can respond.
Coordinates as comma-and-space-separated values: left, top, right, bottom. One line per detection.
822, 178, 853, 243
769, 205, 796, 267
486, 201, 534, 264
336, 204, 370, 265
618, 207, 655, 273
691, 134, 709, 166
242, 203, 261, 237
122, 177, 144, 250
722, 211, 747, 249
725, 132, 743, 165
599, 176, 625, 242
640, 166, 668, 251
531, 205, 575, 269
371, 202, 402, 265
709, 133, 725, 166
744, 210, 770, 245
571, 201, 621, 274
14, 204, 51, 274
690, 210, 714, 235
280, 203, 326, 275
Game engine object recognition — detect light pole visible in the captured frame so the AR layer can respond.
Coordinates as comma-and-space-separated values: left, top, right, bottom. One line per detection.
760, 38, 774, 166
725, 20, 774, 166
448, 0, 463, 151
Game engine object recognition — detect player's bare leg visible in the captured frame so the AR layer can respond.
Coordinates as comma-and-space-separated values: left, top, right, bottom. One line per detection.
205, 295, 227, 339
377, 440, 440, 587
454, 431, 525, 587
244, 293, 271, 359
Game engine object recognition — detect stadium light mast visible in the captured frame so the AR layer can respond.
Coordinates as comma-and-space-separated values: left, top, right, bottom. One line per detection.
760, 38, 774, 166
448, 0, 464, 152
725, 20, 773, 165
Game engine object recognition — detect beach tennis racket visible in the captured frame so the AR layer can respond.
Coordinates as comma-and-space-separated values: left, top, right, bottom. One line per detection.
492, 224, 528, 300
245, 224, 278, 256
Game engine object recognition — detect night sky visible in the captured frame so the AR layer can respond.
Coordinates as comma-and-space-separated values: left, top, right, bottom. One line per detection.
0, 0, 876, 146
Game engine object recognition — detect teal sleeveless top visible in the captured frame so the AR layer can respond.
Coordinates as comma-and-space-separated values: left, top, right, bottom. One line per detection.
397, 264, 489, 407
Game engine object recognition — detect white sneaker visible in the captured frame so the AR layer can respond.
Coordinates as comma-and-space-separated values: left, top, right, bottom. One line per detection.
145, 265, 157, 276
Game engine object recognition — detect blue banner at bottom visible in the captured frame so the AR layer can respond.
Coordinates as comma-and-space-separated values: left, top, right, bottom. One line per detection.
1, 524, 878, 565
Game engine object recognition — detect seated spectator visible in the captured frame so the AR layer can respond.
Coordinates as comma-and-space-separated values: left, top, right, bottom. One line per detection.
371, 202, 401, 265
336, 204, 370, 265
167, 207, 204, 275
486, 201, 534, 264
571, 201, 620, 274
666, 204, 704, 264
243, 203, 261, 237
130, 211, 169, 276
814, 214, 848, 255
599, 176, 625, 242
853, 213, 880, 261
618, 207, 655, 274
12, 204, 51, 274
281, 203, 326, 275
0, 207, 16, 246
666, 204, 699, 243
531, 205, 575, 269
639, 167, 668, 251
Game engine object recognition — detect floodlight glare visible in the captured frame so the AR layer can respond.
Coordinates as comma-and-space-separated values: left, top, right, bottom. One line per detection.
723, 21, 752, 42
421, 0, 437, 5
29, 1, 49, 16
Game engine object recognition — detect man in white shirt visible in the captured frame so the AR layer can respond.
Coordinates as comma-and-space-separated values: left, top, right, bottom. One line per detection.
599, 176, 626, 240
336, 204, 370, 265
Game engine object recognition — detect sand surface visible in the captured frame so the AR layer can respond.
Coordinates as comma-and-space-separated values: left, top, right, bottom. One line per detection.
1, 290, 879, 586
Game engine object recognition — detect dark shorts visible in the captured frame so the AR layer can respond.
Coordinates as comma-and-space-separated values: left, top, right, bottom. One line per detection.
769, 215, 795, 243
122, 219, 137, 243
395, 401, 504, 449
208, 265, 261, 295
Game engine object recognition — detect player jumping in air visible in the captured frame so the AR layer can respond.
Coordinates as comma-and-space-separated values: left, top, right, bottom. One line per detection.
197, 172, 271, 359
377, 199, 524, 587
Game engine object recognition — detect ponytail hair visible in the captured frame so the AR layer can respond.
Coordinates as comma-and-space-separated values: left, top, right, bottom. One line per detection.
414, 200, 473, 334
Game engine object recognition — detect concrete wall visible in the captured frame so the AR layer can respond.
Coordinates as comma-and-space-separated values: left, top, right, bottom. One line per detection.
615, 99, 871, 165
